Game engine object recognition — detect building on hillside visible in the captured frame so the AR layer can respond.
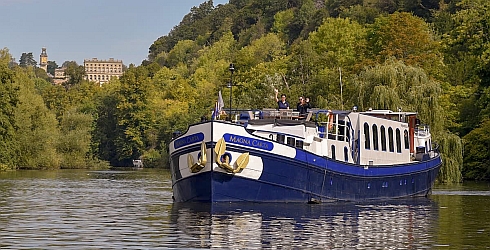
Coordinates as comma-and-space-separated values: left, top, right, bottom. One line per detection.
84, 58, 123, 85
9, 57, 18, 67
39, 47, 48, 71
53, 68, 69, 85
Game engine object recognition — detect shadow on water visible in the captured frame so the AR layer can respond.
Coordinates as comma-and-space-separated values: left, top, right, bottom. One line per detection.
167, 198, 439, 249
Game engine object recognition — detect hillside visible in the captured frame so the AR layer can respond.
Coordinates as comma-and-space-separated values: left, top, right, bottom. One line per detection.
1, 0, 489, 181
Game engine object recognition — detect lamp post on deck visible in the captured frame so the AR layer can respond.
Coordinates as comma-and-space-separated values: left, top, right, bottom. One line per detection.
228, 63, 235, 119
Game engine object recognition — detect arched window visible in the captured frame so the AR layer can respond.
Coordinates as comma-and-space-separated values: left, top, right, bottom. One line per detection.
388, 127, 394, 152
364, 122, 370, 149
396, 128, 402, 153
404, 130, 409, 149
381, 126, 387, 151
331, 145, 336, 160
344, 147, 349, 162
372, 124, 379, 150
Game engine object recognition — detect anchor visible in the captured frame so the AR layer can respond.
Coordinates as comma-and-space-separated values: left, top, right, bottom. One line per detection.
214, 138, 249, 173
187, 141, 207, 173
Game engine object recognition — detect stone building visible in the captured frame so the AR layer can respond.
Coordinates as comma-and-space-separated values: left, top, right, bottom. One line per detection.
52, 68, 69, 85
84, 58, 123, 85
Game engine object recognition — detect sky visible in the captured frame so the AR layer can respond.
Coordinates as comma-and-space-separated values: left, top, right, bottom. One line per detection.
1, 0, 228, 66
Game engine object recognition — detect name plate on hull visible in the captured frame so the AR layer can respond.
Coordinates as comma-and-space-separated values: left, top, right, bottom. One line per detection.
174, 133, 205, 149
224, 133, 274, 151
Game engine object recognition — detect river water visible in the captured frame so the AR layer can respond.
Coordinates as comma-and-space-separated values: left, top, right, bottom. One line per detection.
0, 169, 489, 249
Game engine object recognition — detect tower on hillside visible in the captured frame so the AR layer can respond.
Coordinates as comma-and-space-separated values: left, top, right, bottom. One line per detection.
39, 47, 48, 71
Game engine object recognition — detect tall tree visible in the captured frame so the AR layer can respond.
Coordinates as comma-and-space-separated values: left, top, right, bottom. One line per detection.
462, 119, 490, 180
47, 61, 58, 76
368, 12, 442, 76
62, 61, 85, 87
0, 49, 20, 169
12, 69, 60, 169
56, 109, 99, 168
113, 66, 155, 164
93, 82, 120, 165
19, 52, 37, 67
287, 17, 367, 108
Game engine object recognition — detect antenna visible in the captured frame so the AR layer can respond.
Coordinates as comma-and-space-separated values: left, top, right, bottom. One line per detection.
339, 67, 343, 110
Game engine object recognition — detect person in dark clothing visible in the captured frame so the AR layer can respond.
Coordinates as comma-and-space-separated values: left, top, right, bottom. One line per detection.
275, 89, 290, 109
297, 96, 311, 117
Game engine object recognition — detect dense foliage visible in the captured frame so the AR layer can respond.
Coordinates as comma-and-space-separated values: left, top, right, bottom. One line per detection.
2, 0, 489, 181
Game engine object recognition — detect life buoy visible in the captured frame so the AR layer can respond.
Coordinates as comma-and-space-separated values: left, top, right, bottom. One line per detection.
328, 111, 334, 130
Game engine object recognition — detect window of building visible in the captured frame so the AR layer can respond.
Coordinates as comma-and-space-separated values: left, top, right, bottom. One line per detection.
372, 124, 379, 150
277, 134, 285, 143
344, 147, 349, 162
404, 130, 409, 149
381, 126, 387, 151
388, 127, 394, 152
396, 128, 402, 153
364, 122, 370, 150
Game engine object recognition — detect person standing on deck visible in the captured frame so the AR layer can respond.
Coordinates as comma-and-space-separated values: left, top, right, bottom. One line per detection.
274, 89, 290, 109
297, 96, 311, 117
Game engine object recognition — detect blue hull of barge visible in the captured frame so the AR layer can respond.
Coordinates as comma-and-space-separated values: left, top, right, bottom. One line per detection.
171, 146, 442, 203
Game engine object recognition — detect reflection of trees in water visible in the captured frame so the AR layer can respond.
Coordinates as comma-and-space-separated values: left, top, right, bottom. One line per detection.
170, 199, 437, 249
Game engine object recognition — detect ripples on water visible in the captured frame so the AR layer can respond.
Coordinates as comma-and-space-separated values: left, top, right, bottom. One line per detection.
0, 169, 489, 249
169, 201, 437, 249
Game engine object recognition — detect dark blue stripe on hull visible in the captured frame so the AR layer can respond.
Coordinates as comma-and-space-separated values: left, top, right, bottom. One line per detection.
172, 160, 441, 203
172, 171, 309, 202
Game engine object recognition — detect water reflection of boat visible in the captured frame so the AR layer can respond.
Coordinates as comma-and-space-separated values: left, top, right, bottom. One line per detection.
169, 109, 442, 202
169, 198, 437, 249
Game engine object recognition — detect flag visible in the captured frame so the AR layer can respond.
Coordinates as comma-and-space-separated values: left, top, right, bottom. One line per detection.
212, 91, 225, 120
212, 101, 219, 120
218, 90, 224, 113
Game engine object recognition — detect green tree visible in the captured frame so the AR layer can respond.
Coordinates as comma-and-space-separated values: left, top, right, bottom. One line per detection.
272, 9, 295, 42
368, 12, 442, 76
234, 33, 288, 108
57, 109, 105, 169
164, 40, 200, 68
92, 80, 121, 165
12, 70, 60, 169
440, 0, 490, 180
339, 4, 381, 24
19, 52, 37, 67
33, 67, 50, 82
113, 66, 155, 164
0, 49, 20, 169
47, 61, 58, 76
148, 0, 220, 60
287, 17, 367, 107
62, 61, 85, 87
462, 119, 490, 180
308, 17, 367, 70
